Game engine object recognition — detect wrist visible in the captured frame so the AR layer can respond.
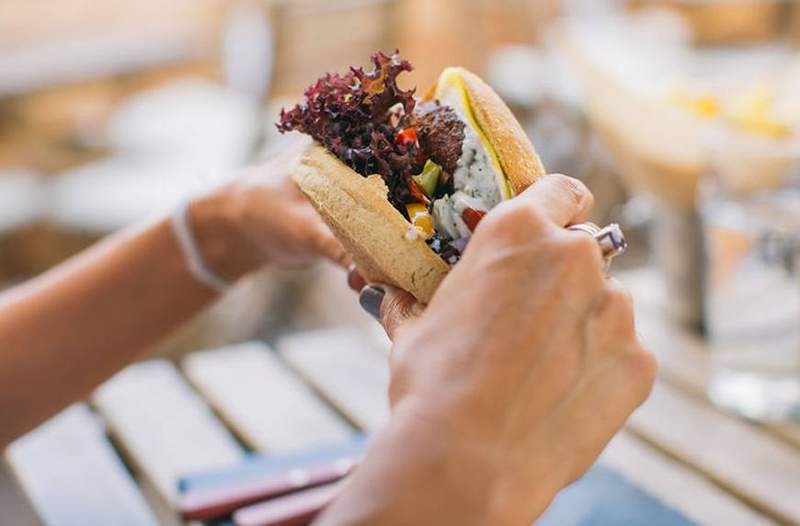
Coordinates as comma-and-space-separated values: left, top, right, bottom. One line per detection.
384, 401, 500, 523
187, 190, 263, 283
387, 400, 555, 525
317, 416, 493, 525
320, 401, 526, 526
369, 332, 566, 524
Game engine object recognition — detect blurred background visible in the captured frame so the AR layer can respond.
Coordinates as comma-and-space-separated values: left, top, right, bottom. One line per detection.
3, 0, 800, 411
4, 0, 800, 388
2, 0, 800, 523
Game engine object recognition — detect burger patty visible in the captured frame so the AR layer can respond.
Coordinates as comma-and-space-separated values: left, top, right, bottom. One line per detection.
416, 104, 465, 176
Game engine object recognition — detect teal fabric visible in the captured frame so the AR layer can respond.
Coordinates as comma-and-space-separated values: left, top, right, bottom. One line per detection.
539, 464, 695, 526
177, 434, 371, 493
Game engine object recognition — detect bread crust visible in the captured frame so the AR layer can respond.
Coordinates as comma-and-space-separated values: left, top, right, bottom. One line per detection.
291, 69, 545, 303
457, 68, 547, 196
292, 145, 450, 303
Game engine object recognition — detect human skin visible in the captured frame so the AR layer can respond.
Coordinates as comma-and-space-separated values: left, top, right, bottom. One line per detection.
0, 136, 655, 526
317, 174, 657, 526
0, 139, 348, 447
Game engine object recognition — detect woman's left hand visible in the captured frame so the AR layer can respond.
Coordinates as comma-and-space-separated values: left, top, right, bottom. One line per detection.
189, 138, 349, 281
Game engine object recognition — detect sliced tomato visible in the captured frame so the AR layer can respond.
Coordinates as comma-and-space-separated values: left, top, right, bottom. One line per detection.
462, 208, 487, 232
395, 127, 418, 148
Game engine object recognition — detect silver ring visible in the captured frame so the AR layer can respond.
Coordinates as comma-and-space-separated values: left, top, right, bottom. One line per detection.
567, 222, 628, 270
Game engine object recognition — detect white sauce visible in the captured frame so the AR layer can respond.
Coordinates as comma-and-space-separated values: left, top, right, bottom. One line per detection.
432, 191, 489, 239
430, 112, 500, 240
452, 125, 502, 209
433, 195, 468, 239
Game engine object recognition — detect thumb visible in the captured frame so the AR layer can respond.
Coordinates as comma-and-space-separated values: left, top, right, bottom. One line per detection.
359, 284, 424, 340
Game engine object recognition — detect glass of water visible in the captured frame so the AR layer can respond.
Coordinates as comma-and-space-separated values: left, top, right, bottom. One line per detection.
700, 129, 800, 421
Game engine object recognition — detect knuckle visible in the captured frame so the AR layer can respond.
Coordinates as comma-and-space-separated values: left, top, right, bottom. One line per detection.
607, 286, 634, 315
390, 319, 414, 343
561, 232, 601, 262
381, 295, 409, 324
546, 173, 594, 211
625, 346, 658, 398
601, 285, 636, 335
499, 200, 544, 225
481, 200, 548, 239
379, 293, 423, 341
387, 365, 410, 404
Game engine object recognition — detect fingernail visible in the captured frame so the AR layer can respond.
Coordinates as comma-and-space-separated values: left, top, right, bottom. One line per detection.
359, 286, 385, 320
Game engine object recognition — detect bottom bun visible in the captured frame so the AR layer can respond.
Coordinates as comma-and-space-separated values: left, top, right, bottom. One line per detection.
292, 144, 451, 304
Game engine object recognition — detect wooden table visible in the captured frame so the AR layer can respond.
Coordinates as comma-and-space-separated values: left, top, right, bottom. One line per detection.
4, 267, 800, 525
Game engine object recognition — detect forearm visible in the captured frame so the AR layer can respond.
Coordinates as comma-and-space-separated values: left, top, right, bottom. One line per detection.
0, 194, 255, 446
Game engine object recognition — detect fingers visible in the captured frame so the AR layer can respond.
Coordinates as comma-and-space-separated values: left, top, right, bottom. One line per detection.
359, 284, 424, 340
517, 174, 594, 227
584, 279, 635, 363
311, 226, 351, 268
584, 277, 656, 398
589, 278, 635, 338
262, 134, 312, 165
347, 267, 366, 292
556, 279, 655, 484
555, 337, 656, 485
250, 135, 313, 189
282, 134, 313, 157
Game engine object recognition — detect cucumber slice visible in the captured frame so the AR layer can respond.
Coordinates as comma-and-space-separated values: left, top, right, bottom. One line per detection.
413, 160, 441, 198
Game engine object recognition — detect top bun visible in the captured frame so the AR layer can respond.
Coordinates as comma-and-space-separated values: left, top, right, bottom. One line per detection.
292, 68, 546, 303
454, 68, 547, 195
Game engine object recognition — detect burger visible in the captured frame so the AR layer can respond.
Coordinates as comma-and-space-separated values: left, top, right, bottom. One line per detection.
278, 51, 546, 303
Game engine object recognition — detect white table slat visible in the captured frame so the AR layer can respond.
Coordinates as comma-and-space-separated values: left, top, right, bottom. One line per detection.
138, 480, 183, 526
277, 329, 390, 432
770, 424, 800, 448
623, 269, 800, 449
601, 431, 774, 526
5, 404, 159, 526
0, 172, 44, 233
183, 342, 354, 453
291, 263, 378, 334
93, 360, 244, 504
628, 380, 800, 525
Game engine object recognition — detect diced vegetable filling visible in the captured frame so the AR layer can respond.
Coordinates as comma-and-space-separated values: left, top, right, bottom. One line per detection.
278, 52, 502, 265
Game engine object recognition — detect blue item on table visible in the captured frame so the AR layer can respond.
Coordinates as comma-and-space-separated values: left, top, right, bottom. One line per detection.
539, 464, 696, 526
180, 434, 694, 526
179, 434, 371, 494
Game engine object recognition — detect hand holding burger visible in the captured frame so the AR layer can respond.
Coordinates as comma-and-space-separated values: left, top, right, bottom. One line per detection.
278, 51, 546, 303
315, 173, 656, 526
272, 52, 651, 525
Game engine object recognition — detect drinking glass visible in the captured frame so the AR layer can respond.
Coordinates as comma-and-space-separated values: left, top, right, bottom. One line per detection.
700, 129, 800, 421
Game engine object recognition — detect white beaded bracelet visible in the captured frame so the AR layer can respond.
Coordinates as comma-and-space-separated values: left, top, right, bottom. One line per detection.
170, 200, 231, 294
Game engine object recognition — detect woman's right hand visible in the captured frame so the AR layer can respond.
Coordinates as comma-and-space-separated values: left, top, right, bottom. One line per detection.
321, 174, 656, 526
